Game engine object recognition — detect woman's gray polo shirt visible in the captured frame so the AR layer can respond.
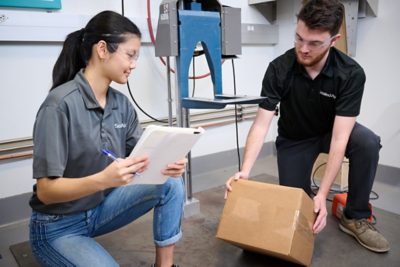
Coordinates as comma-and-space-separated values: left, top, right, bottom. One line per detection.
30, 70, 143, 214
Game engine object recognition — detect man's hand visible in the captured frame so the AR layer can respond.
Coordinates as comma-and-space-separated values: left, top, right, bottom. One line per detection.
224, 172, 249, 199
312, 193, 328, 234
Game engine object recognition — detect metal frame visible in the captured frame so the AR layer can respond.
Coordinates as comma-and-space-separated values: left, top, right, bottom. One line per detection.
155, 0, 265, 216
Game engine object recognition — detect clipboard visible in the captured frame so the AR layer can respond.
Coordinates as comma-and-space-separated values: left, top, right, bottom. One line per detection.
129, 125, 205, 184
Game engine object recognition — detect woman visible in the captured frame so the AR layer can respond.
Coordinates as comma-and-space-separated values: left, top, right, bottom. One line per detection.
29, 10, 185, 267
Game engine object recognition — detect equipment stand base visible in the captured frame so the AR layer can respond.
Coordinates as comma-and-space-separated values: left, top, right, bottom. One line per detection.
183, 197, 200, 218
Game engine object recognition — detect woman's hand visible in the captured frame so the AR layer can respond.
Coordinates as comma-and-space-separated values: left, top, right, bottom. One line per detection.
35, 156, 149, 205
101, 156, 149, 188
162, 158, 188, 177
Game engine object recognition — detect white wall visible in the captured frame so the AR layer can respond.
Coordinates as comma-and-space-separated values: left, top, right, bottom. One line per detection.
0, 0, 275, 198
355, 1, 400, 167
0, 0, 399, 199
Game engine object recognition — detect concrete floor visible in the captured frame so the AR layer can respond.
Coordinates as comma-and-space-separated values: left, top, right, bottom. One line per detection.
1, 155, 400, 267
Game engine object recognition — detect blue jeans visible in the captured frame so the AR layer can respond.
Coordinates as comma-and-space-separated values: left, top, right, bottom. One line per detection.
29, 177, 185, 267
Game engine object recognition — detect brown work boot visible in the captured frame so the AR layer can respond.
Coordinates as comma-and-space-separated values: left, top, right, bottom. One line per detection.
339, 214, 390, 253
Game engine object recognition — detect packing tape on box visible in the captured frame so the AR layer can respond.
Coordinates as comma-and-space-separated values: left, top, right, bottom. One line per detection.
293, 210, 314, 243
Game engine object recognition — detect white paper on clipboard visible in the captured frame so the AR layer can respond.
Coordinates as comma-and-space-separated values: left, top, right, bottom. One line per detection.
129, 125, 205, 184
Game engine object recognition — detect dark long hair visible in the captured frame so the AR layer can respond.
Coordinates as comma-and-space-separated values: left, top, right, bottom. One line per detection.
51, 10, 141, 90
297, 0, 344, 36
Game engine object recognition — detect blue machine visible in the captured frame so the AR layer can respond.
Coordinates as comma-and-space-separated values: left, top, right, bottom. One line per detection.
155, 0, 266, 109
154, 1, 266, 210
177, 7, 223, 108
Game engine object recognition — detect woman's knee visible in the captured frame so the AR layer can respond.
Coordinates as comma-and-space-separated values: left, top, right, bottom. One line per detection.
165, 177, 185, 200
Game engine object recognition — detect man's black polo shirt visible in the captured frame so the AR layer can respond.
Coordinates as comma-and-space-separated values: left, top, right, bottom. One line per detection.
259, 47, 365, 140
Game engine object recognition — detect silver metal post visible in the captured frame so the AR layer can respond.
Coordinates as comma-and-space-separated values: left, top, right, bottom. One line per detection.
174, 58, 183, 128
184, 108, 194, 200
178, 0, 184, 9
174, 58, 200, 217
166, 57, 173, 126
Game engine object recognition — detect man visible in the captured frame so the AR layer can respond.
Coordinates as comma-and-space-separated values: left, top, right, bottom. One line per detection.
225, 0, 389, 253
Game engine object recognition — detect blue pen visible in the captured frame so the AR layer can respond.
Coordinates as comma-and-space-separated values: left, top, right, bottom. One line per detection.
101, 148, 119, 161
101, 148, 140, 176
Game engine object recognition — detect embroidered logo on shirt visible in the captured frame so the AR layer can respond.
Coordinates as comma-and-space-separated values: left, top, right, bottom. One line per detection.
114, 123, 127, 129
319, 91, 336, 99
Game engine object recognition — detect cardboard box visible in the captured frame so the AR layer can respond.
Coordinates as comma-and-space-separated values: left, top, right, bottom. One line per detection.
216, 180, 316, 266
311, 153, 348, 191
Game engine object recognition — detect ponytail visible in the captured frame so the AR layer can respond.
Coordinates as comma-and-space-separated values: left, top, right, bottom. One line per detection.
51, 28, 86, 90
50, 11, 141, 91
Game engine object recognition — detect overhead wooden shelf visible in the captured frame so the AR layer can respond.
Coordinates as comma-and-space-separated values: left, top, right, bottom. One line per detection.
342, 0, 379, 56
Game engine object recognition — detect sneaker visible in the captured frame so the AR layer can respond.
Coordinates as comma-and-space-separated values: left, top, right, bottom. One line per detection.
339, 214, 390, 252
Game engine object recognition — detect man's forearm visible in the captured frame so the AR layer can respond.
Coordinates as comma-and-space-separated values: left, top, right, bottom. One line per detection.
241, 128, 267, 174
241, 108, 275, 175
318, 116, 356, 197
318, 149, 346, 197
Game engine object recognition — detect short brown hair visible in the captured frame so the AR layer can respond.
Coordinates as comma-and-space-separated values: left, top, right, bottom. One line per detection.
297, 0, 344, 36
